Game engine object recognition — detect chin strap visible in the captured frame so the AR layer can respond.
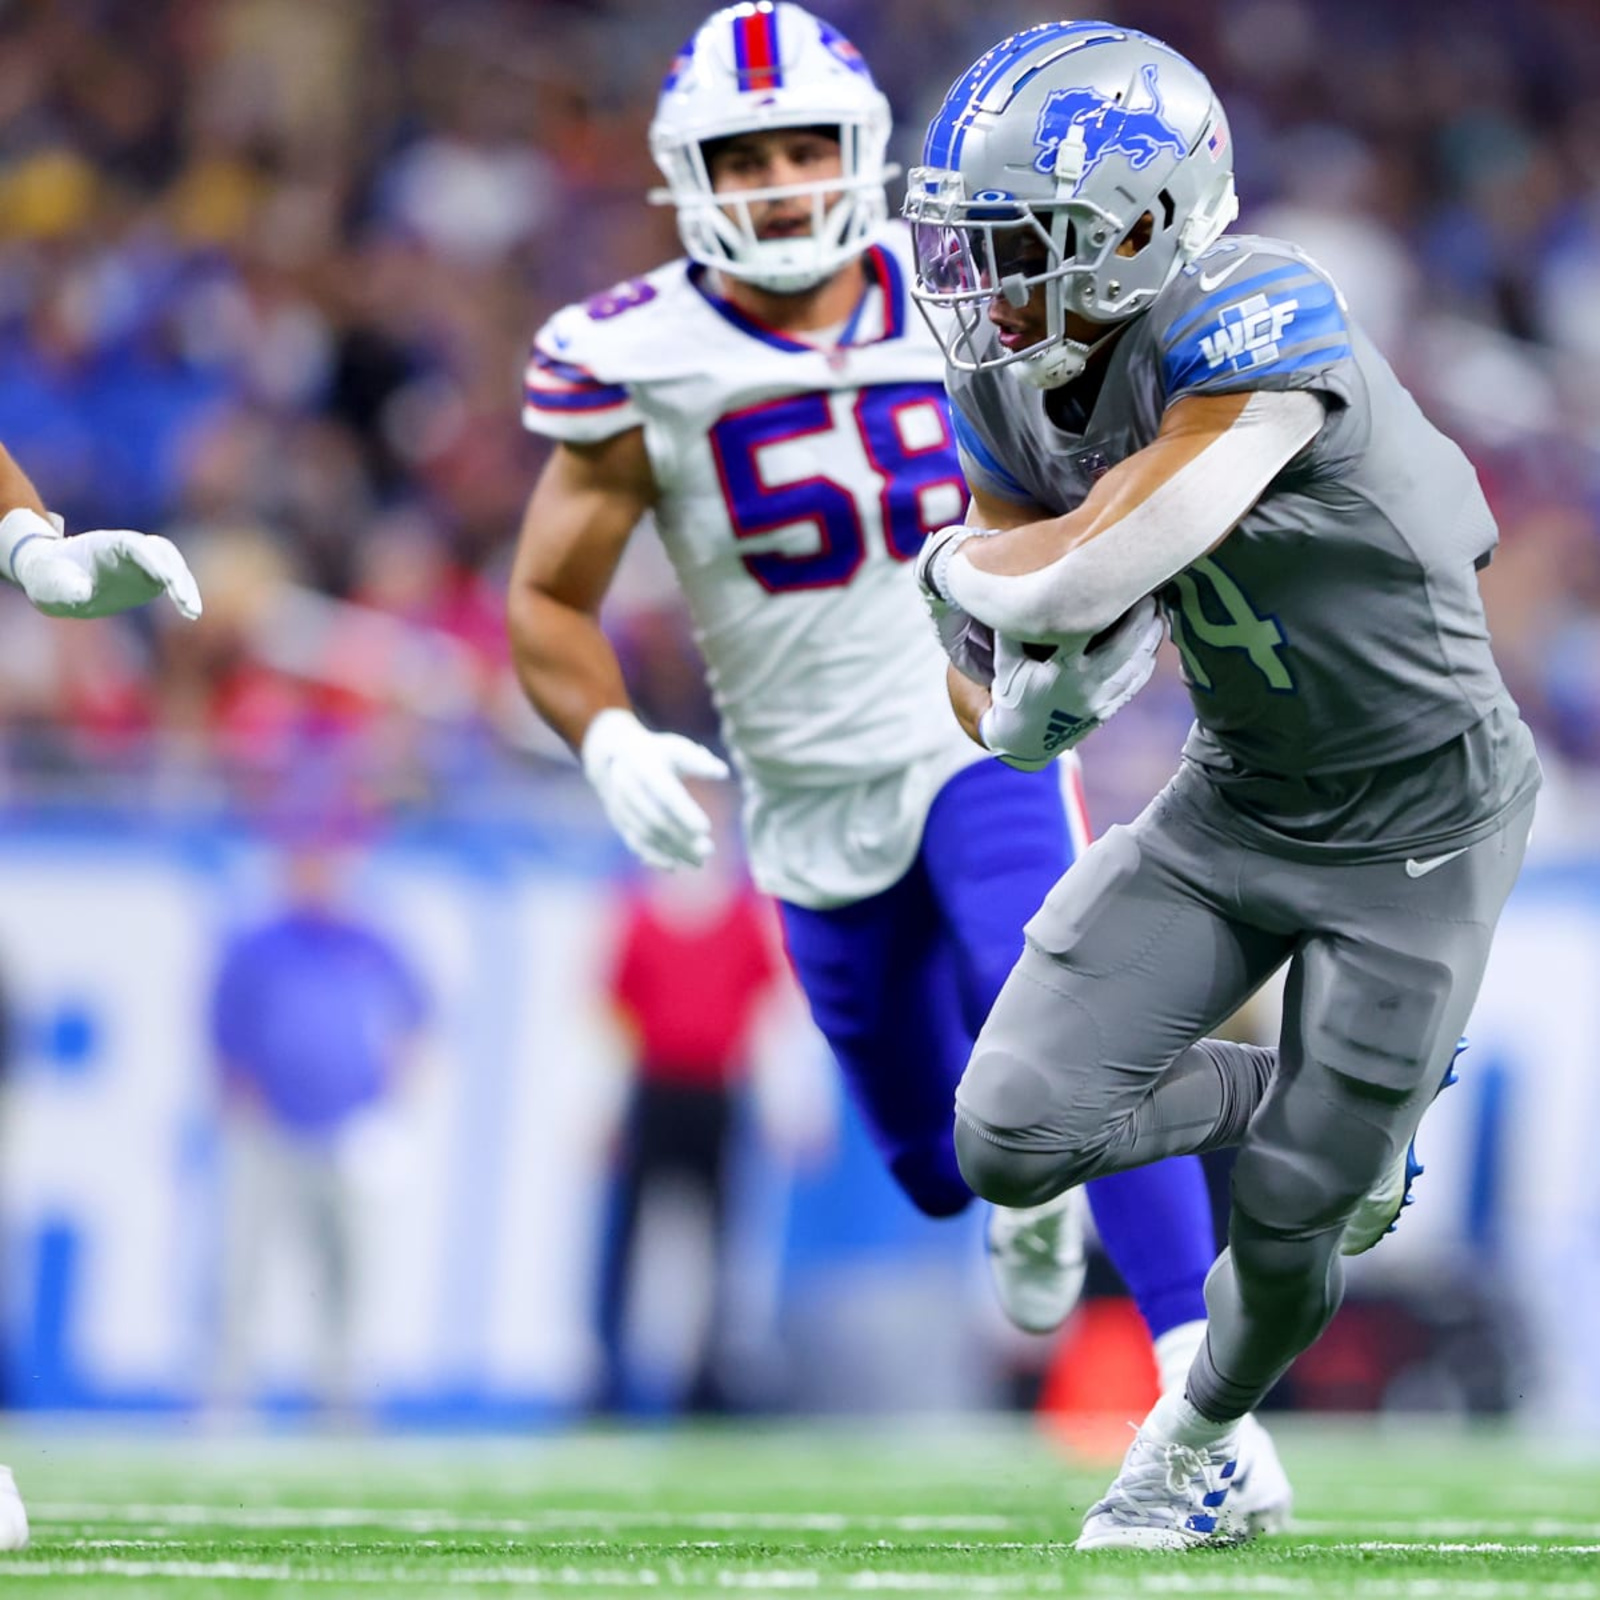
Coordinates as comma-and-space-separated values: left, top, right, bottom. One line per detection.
1015, 324, 1123, 389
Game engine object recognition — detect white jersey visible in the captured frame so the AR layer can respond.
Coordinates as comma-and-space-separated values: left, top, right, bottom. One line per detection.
523, 225, 991, 908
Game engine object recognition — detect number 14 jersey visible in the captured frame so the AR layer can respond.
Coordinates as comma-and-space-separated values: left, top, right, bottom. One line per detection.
946, 232, 1540, 858
522, 226, 990, 907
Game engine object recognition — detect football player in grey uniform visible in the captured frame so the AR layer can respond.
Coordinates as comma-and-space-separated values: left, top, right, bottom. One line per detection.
906, 21, 1541, 1551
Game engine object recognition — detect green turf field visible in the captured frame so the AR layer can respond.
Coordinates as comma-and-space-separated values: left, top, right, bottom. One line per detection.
0, 1418, 1593, 1596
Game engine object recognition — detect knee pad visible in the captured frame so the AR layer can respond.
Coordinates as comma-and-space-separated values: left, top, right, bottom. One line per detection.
956, 1048, 1106, 1201
887, 1144, 973, 1218
953, 1116, 1066, 1208
958, 1036, 1059, 1135
1232, 1129, 1388, 1242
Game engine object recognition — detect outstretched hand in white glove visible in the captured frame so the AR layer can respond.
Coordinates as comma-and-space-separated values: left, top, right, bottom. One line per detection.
581, 707, 730, 871
979, 598, 1165, 771
2, 508, 202, 621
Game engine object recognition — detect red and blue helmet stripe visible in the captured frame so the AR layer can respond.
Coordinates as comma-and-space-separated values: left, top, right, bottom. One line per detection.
732, 2, 784, 92
815, 18, 870, 79
661, 38, 695, 93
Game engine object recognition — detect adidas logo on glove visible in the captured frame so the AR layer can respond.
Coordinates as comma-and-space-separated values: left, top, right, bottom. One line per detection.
1042, 709, 1094, 751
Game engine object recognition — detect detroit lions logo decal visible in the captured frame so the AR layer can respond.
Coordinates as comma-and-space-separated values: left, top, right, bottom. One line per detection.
1032, 63, 1185, 185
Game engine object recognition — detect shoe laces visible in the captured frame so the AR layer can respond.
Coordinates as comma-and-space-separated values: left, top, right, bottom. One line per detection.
1103, 1435, 1229, 1522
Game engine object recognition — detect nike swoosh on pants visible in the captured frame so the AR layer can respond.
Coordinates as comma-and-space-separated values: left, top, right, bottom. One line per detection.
1404, 848, 1468, 878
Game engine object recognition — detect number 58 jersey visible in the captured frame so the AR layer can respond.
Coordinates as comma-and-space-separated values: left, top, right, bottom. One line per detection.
523, 226, 989, 907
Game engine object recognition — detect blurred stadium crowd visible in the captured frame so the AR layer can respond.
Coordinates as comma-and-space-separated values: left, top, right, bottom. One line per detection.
0, 0, 1593, 835
0, 0, 1587, 1433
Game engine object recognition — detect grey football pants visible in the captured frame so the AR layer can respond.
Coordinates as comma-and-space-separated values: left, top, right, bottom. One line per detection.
954, 763, 1535, 1421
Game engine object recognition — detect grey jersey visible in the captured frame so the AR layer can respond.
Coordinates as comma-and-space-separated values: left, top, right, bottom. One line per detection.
946, 233, 1540, 857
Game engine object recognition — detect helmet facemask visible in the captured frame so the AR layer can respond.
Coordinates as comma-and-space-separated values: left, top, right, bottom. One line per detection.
652, 120, 889, 295
908, 165, 1238, 387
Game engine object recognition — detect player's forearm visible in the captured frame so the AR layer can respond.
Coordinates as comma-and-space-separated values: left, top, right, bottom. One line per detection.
945, 391, 1324, 641
0, 445, 55, 587
0, 445, 48, 519
507, 588, 632, 753
947, 663, 990, 747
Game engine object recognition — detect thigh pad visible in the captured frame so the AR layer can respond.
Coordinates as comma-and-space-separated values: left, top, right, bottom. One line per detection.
1299, 938, 1452, 1102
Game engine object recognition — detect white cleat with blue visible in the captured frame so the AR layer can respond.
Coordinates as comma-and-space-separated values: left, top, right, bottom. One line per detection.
985, 1187, 1088, 1335
1076, 1393, 1248, 1551
0, 1465, 29, 1552
1228, 1413, 1293, 1536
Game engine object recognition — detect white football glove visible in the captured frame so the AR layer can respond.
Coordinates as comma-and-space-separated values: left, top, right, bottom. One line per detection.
914, 522, 998, 685
2, 508, 202, 621
979, 598, 1165, 771
581, 708, 730, 871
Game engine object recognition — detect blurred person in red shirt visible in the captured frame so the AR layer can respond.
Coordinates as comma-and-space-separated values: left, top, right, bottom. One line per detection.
596, 806, 784, 1416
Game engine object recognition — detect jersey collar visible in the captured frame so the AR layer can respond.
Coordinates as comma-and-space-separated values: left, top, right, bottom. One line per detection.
688, 244, 906, 354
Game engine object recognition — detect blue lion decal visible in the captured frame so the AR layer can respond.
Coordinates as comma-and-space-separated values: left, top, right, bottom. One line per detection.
1032, 64, 1185, 185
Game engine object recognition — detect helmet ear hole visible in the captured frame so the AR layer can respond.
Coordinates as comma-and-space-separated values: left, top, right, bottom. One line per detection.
1157, 190, 1176, 231
1118, 211, 1156, 259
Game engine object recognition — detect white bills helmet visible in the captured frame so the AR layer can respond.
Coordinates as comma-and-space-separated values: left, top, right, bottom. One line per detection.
648, 2, 894, 294
904, 21, 1238, 387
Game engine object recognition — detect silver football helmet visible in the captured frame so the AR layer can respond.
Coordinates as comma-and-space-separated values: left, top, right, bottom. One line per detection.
649, 2, 893, 294
904, 21, 1238, 387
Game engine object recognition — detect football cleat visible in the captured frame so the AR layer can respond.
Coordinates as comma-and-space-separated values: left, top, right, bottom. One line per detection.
1227, 1414, 1293, 1536
1076, 1418, 1244, 1550
1341, 1037, 1467, 1256
0, 1465, 29, 1551
986, 1188, 1088, 1334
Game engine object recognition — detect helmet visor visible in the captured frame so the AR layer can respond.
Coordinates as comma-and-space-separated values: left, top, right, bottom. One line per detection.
909, 212, 1066, 309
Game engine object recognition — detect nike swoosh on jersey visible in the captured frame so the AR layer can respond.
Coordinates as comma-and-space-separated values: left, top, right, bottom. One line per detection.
1404, 847, 1468, 879
1197, 254, 1253, 292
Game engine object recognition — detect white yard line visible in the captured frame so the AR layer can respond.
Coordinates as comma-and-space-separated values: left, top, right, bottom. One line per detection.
33, 1503, 1018, 1535
1293, 1519, 1600, 1538
17, 1558, 1600, 1597
1341, 1543, 1600, 1555
13, 1559, 1065, 1592
1099, 1578, 1600, 1598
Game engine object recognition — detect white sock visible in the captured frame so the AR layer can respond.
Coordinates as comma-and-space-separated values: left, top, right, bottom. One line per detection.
1153, 1318, 1207, 1397
1143, 1389, 1240, 1451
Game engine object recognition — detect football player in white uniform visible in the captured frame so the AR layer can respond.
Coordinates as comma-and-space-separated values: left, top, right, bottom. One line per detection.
506, 1, 1287, 1524
0, 439, 203, 1552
